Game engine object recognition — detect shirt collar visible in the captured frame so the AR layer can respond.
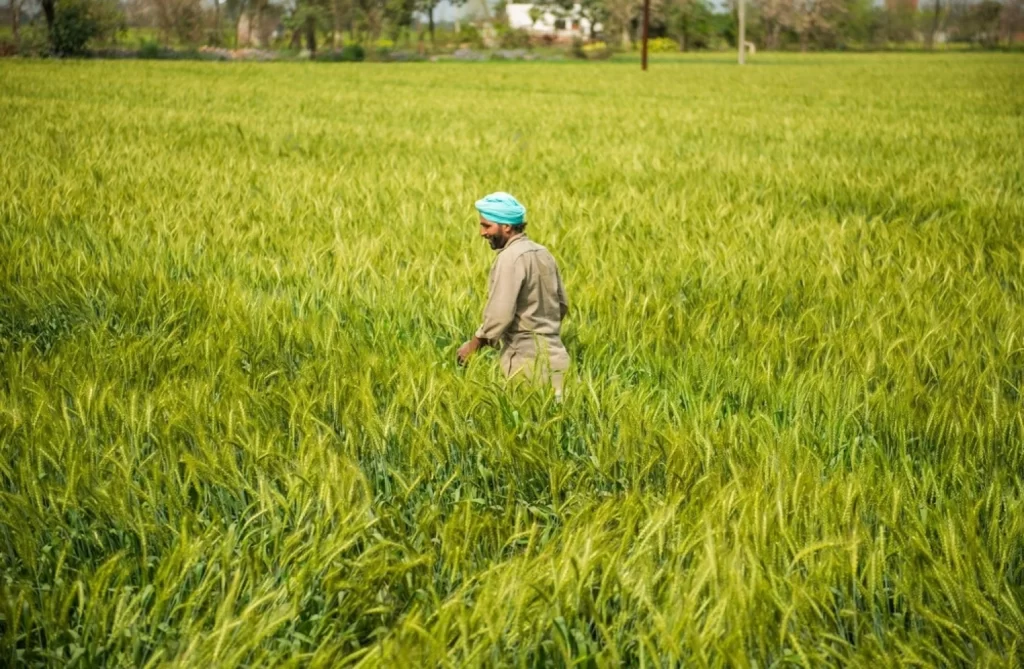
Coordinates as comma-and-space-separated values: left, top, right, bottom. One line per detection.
499, 234, 528, 254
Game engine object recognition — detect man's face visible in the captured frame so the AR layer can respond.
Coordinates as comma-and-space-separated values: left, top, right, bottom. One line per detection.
479, 217, 509, 250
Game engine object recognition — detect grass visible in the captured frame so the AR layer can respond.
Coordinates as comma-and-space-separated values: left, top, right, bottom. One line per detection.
1, 54, 1023, 666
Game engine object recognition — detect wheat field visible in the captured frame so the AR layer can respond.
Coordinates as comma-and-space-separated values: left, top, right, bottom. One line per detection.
1, 55, 1023, 666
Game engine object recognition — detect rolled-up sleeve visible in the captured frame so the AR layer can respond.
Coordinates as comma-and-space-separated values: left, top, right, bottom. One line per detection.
475, 255, 525, 342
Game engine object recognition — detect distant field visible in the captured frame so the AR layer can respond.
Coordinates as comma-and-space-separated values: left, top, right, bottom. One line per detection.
1, 55, 1023, 666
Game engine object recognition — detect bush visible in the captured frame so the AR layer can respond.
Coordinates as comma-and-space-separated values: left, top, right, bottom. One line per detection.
454, 24, 482, 48
13, 23, 51, 56
498, 27, 532, 49
343, 44, 365, 61
316, 44, 364, 61
647, 37, 678, 53
51, 0, 98, 55
138, 38, 163, 59
49, 0, 124, 55
576, 40, 614, 59
570, 36, 586, 58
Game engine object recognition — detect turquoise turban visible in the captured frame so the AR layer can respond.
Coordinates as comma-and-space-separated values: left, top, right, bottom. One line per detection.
475, 192, 526, 226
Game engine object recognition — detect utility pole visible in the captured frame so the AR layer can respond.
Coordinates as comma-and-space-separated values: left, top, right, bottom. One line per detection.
738, 0, 746, 65
641, 0, 651, 70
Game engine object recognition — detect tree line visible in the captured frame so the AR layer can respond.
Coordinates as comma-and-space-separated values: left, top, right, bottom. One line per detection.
2, 0, 1021, 56
542, 0, 1021, 51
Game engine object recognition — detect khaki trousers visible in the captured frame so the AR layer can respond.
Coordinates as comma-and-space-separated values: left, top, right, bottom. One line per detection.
500, 339, 568, 399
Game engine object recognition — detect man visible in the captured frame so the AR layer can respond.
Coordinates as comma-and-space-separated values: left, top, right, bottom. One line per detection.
457, 192, 570, 398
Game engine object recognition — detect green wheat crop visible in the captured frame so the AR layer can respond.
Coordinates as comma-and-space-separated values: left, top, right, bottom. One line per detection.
1, 54, 1023, 667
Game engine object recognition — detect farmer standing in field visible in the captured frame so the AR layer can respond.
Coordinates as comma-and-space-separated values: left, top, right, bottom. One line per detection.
457, 192, 570, 399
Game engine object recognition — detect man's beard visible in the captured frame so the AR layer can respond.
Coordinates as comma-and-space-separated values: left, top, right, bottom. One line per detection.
486, 234, 505, 250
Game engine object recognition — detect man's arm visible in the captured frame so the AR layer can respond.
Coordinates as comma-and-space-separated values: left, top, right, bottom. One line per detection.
458, 257, 524, 365
456, 334, 487, 365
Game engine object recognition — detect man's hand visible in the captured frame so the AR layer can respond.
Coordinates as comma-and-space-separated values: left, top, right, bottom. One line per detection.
457, 337, 485, 366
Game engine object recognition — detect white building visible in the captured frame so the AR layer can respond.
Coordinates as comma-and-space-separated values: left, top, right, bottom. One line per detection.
505, 4, 602, 39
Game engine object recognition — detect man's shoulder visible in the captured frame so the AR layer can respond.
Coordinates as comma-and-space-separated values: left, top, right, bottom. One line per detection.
504, 237, 550, 262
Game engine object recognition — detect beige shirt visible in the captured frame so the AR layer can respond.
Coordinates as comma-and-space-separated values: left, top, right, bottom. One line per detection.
476, 235, 570, 376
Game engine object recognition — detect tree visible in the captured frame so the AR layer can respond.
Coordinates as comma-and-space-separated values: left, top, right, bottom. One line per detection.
883, 0, 916, 43
332, 0, 350, 48
414, 0, 465, 45
223, 0, 244, 45
10, 0, 24, 44
211, 0, 222, 45
249, 0, 272, 45
999, 0, 1022, 45
603, 0, 642, 47
528, 4, 542, 27
354, 0, 386, 42
966, 0, 1002, 46
152, 0, 204, 45
925, 0, 942, 48
669, 0, 714, 50
416, 0, 437, 43
49, 0, 124, 54
228, 0, 281, 47
285, 0, 328, 53
791, 0, 845, 50
582, 0, 610, 38
754, 0, 792, 49
836, 0, 882, 46
384, 0, 415, 40
42, 0, 57, 32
